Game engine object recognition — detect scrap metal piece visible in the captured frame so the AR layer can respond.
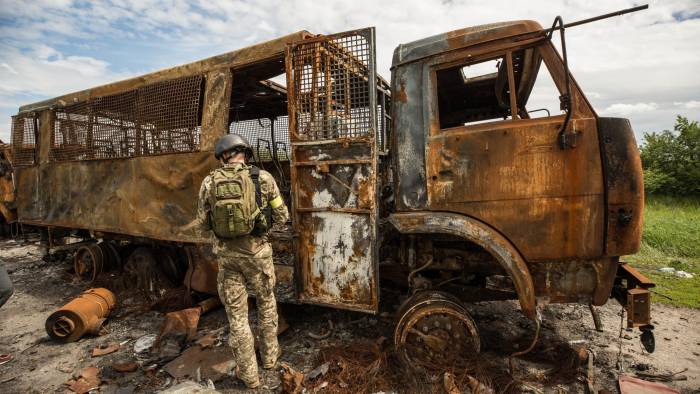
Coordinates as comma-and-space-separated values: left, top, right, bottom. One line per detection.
155, 297, 223, 347
589, 304, 603, 332
163, 345, 235, 382
65, 366, 101, 394
46, 288, 116, 343
619, 375, 680, 394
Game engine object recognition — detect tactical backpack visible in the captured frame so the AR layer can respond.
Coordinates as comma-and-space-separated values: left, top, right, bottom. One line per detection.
208, 165, 267, 239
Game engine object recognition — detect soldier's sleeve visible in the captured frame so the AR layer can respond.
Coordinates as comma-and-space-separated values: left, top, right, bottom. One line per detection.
194, 175, 213, 235
263, 172, 289, 224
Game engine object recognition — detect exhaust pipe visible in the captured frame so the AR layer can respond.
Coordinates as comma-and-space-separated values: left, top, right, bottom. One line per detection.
45, 288, 116, 343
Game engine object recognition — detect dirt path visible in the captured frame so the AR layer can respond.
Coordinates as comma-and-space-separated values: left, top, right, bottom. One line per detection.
1, 237, 698, 393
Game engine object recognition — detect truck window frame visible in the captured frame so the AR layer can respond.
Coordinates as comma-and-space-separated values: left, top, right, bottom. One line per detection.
425, 40, 591, 137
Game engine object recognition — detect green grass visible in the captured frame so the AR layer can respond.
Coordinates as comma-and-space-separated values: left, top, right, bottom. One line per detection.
625, 195, 700, 308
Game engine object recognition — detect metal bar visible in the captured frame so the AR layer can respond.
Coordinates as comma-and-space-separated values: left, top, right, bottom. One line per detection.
505, 51, 518, 120
291, 137, 371, 146
295, 207, 371, 214
543, 4, 648, 34
292, 159, 372, 166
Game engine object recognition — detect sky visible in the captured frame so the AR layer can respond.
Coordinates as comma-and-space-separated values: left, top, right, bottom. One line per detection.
0, 0, 698, 144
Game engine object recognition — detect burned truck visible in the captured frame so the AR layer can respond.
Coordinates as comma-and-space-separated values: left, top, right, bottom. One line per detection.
5, 9, 655, 368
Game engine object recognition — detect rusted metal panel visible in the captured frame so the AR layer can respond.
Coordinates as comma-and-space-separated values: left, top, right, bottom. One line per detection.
598, 117, 644, 256
201, 69, 233, 151
425, 117, 605, 261
287, 28, 379, 313
392, 21, 543, 68
389, 212, 537, 321
15, 151, 216, 242
528, 258, 618, 305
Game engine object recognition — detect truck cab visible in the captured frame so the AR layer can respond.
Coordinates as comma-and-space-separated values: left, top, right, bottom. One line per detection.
383, 21, 653, 366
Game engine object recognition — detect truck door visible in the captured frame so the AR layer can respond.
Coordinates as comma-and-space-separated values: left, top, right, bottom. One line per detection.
426, 42, 604, 261
285, 28, 379, 312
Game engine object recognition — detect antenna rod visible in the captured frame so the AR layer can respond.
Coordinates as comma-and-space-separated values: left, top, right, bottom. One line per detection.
543, 4, 648, 34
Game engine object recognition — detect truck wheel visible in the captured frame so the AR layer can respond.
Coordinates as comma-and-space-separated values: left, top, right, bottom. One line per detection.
393, 290, 480, 370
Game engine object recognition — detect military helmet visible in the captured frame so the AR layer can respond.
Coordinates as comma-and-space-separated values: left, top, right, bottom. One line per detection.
215, 134, 253, 160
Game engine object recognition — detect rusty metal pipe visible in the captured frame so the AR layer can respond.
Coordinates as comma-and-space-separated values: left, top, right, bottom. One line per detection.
45, 288, 116, 343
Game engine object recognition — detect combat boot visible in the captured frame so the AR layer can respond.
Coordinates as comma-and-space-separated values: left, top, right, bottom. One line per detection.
234, 366, 261, 388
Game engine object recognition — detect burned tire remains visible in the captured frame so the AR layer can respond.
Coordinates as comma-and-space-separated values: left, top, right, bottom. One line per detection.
394, 291, 480, 370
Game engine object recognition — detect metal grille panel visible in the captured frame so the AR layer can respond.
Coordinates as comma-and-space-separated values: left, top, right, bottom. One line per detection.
230, 116, 290, 162
291, 33, 373, 140
11, 113, 38, 166
50, 75, 203, 162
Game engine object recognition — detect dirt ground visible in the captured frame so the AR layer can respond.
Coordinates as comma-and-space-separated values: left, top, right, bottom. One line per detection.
1, 236, 698, 393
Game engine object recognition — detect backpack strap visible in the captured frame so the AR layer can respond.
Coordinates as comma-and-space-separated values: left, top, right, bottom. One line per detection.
249, 166, 263, 209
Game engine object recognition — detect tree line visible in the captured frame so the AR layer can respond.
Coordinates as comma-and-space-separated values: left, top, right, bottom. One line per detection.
640, 116, 700, 196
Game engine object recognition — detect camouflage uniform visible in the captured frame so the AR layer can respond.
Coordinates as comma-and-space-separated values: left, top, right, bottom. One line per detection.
195, 162, 289, 387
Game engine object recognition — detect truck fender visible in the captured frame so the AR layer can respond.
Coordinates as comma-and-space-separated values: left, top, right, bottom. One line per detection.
388, 212, 537, 320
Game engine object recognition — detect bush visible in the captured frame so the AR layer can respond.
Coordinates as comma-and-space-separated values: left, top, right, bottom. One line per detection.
640, 116, 700, 196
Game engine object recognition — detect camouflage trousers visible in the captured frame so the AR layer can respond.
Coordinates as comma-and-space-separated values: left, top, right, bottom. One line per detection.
216, 247, 279, 387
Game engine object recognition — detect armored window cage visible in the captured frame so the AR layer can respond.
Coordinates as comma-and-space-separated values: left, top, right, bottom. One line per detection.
11, 113, 39, 167
50, 75, 204, 162
291, 33, 374, 140
229, 116, 290, 163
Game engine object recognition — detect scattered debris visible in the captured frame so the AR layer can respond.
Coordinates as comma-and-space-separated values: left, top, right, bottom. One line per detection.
465, 374, 495, 394
155, 297, 223, 354
91, 343, 120, 357
153, 335, 183, 363
65, 366, 101, 394
134, 334, 157, 354
308, 319, 334, 340
280, 363, 304, 394
163, 345, 235, 382
112, 360, 138, 373
0, 353, 12, 365
305, 361, 330, 382
636, 368, 689, 382
45, 288, 116, 343
158, 380, 220, 394
195, 332, 218, 348
443, 372, 460, 394
619, 375, 680, 394
656, 267, 695, 278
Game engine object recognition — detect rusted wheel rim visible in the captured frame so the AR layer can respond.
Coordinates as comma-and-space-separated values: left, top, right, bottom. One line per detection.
74, 244, 104, 282
394, 292, 480, 370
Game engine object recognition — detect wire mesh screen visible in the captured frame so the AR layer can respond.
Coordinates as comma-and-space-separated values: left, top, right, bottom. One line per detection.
50, 75, 203, 162
229, 116, 290, 162
290, 32, 373, 140
11, 113, 38, 166
137, 75, 203, 155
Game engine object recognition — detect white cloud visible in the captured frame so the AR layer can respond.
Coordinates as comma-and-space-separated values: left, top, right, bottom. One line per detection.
603, 102, 659, 115
674, 100, 700, 109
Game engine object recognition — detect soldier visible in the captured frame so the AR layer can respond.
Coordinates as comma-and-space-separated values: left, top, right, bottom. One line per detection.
194, 134, 289, 388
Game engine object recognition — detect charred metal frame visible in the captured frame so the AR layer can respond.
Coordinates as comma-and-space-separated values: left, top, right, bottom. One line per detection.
286, 28, 381, 312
